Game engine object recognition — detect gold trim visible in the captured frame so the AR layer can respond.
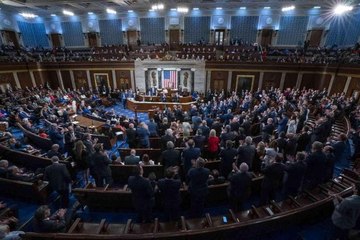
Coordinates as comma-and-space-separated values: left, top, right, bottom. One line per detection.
93, 73, 110, 89
235, 75, 254, 92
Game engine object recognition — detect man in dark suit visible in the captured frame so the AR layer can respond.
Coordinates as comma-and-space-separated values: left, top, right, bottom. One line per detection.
126, 123, 137, 148
44, 156, 71, 208
157, 167, 182, 221
261, 118, 274, 142
128, 165, 154, 223
193, 129, 206, 152
91, 143, 113, 187
228, 162, 252, 212
187, 158, 210, 218
147, 118, 158, 137
284, 152, 307, 196
48, 125, 65, 153
46, 144, 63, 160
237, 136, 256, 170
219, 140, 238, 178
182, 139, 201, 177
161, 129, 176, 150
305, 141, 327, 189
161, 141, 181, 168
124, 149, 140, 165
260, 153, 286, 205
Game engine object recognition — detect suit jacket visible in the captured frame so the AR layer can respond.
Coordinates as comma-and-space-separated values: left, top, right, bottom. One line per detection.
237, 144, 256, 169
219, 147, 238, 178
228, 171, 252, 198
261, 162, 286, 190
48, 130, 64, 149
44, 163, 71, 191
182, 147, 201, 174
147, 121, 158, 136
126, 128, 137, 147
161, 135, 176, 150
187, 167, 210, 196
193, 135, 206, 150
136, 127, 150, 148
305, 150, 327, 187
157, 178, 181, 207
284, 161, 306, 193
92, 152, 112, 178
128, 175, 154, 210
161, 149, 180, 168
124, 155, 140, 165
33, 218, 66, 233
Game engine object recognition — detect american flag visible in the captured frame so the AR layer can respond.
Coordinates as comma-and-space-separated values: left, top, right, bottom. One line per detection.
163, 70, 177, 89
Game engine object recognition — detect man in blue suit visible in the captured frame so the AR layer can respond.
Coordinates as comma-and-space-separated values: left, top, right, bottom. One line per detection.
136, 122, 150, 148
187, 158, 210, 218
147, 118, 158, 137
128, 165, 154, 223
182, 139, 201, 177
277, 113, 288, 135
48, 125, 65, 153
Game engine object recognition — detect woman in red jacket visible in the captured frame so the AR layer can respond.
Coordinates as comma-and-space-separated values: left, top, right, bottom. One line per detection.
207, 129, 220, 160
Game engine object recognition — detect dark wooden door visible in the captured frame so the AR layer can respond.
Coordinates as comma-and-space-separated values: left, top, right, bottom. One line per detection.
169, 29, 180, 50
211, 79, 226, 92
309, 29, 323, 47
87, 32, 98, 47
50, 34, 62, 47
3, 30, 19, 48
127, 30, 137, 46
214, 29, 225, 45
261, 29, 273, 46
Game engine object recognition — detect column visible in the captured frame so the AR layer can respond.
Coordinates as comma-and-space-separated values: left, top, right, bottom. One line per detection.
130, 70, 135, 90
86, 70, 92, 90
343, 76, 352, 94
29, 71, 36, 87
296, 72, 303, 89
258, 71, 264, 90
69, 70, 76, 90
56, 70, 64, 90
206, 70, 211, 91
227, 71, 232, 92
279, 72, 286, 90
112, 70, 117, 89
327, 73, 335, 94
13, 72, 21, 89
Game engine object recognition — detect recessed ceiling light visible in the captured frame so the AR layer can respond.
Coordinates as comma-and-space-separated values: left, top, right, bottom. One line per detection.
193, 7, 199, 10
128, 10, 133, 13
88, 12, 94, 15
240, 7, 246, 10
177, 7, 189, 13
216, 7, 222, 10
50, 14, 56, 17
333, 4, 353, 15
313, 6, 321, 9
106, 8, 116, 14
62, 10, 74, 16
170, 8, 177, 11
282, 5, 295, 12
19, 12, 38, 18
264, 6, 271, 9
149, 9, 154, 12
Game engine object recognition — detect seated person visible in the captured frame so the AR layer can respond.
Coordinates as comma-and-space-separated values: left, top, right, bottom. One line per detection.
0, 160, 9, 178
38, 129, 49, 139
7, 166, 42, 183
208, 169, 226, 185
47, 144, 64, 160
110, 154, 124, 165
139, 154, 155, 166
32, 204, 80, 233
124, 149, 140, 165
0, 223, 24, 240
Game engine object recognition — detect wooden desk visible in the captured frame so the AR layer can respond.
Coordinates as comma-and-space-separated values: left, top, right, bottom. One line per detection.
136, 95, 192, 103
126, 98, 196, 112
72, 115, 104, 130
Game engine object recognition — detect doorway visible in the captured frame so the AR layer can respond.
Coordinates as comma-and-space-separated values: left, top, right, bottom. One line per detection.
214, 29, 225, 45
50, 34, 62, 47
309, 29, 323, 47
260, 29, 273, 46
169, 29, 180, 50
2, 30, 19, 48
211, 79, 226, 92
235, 75, 254, 93
127, 30, 138, 46
87, 32, 98, 47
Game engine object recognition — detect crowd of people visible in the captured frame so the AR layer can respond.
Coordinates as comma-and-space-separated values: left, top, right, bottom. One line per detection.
0, 84, 360, 238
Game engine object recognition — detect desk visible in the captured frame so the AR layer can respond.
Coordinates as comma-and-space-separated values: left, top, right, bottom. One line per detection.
72, 115, 104, 130
126, 98, 196, 113
136, 95, 192, 103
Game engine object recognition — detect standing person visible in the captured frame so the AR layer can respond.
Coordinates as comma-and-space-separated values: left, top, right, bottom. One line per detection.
92, 143, 112, 187
331, 182, 360, 240
157, 168, 182, 221
136, 122, 150, 148
187, 158, 210, 218
48, 125, 65, 153
305, 141, 327, 189
237, 136, 256, 170
182, 139, 201, 177
227, 163, 252, 212
219, 140, 238, 179
283, 152, 307, 197
126, 123, 137, 148
128, 165, 154, 223
71, 140, 89, 185
207, 129, 220, 160
44, 156, 71, 208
